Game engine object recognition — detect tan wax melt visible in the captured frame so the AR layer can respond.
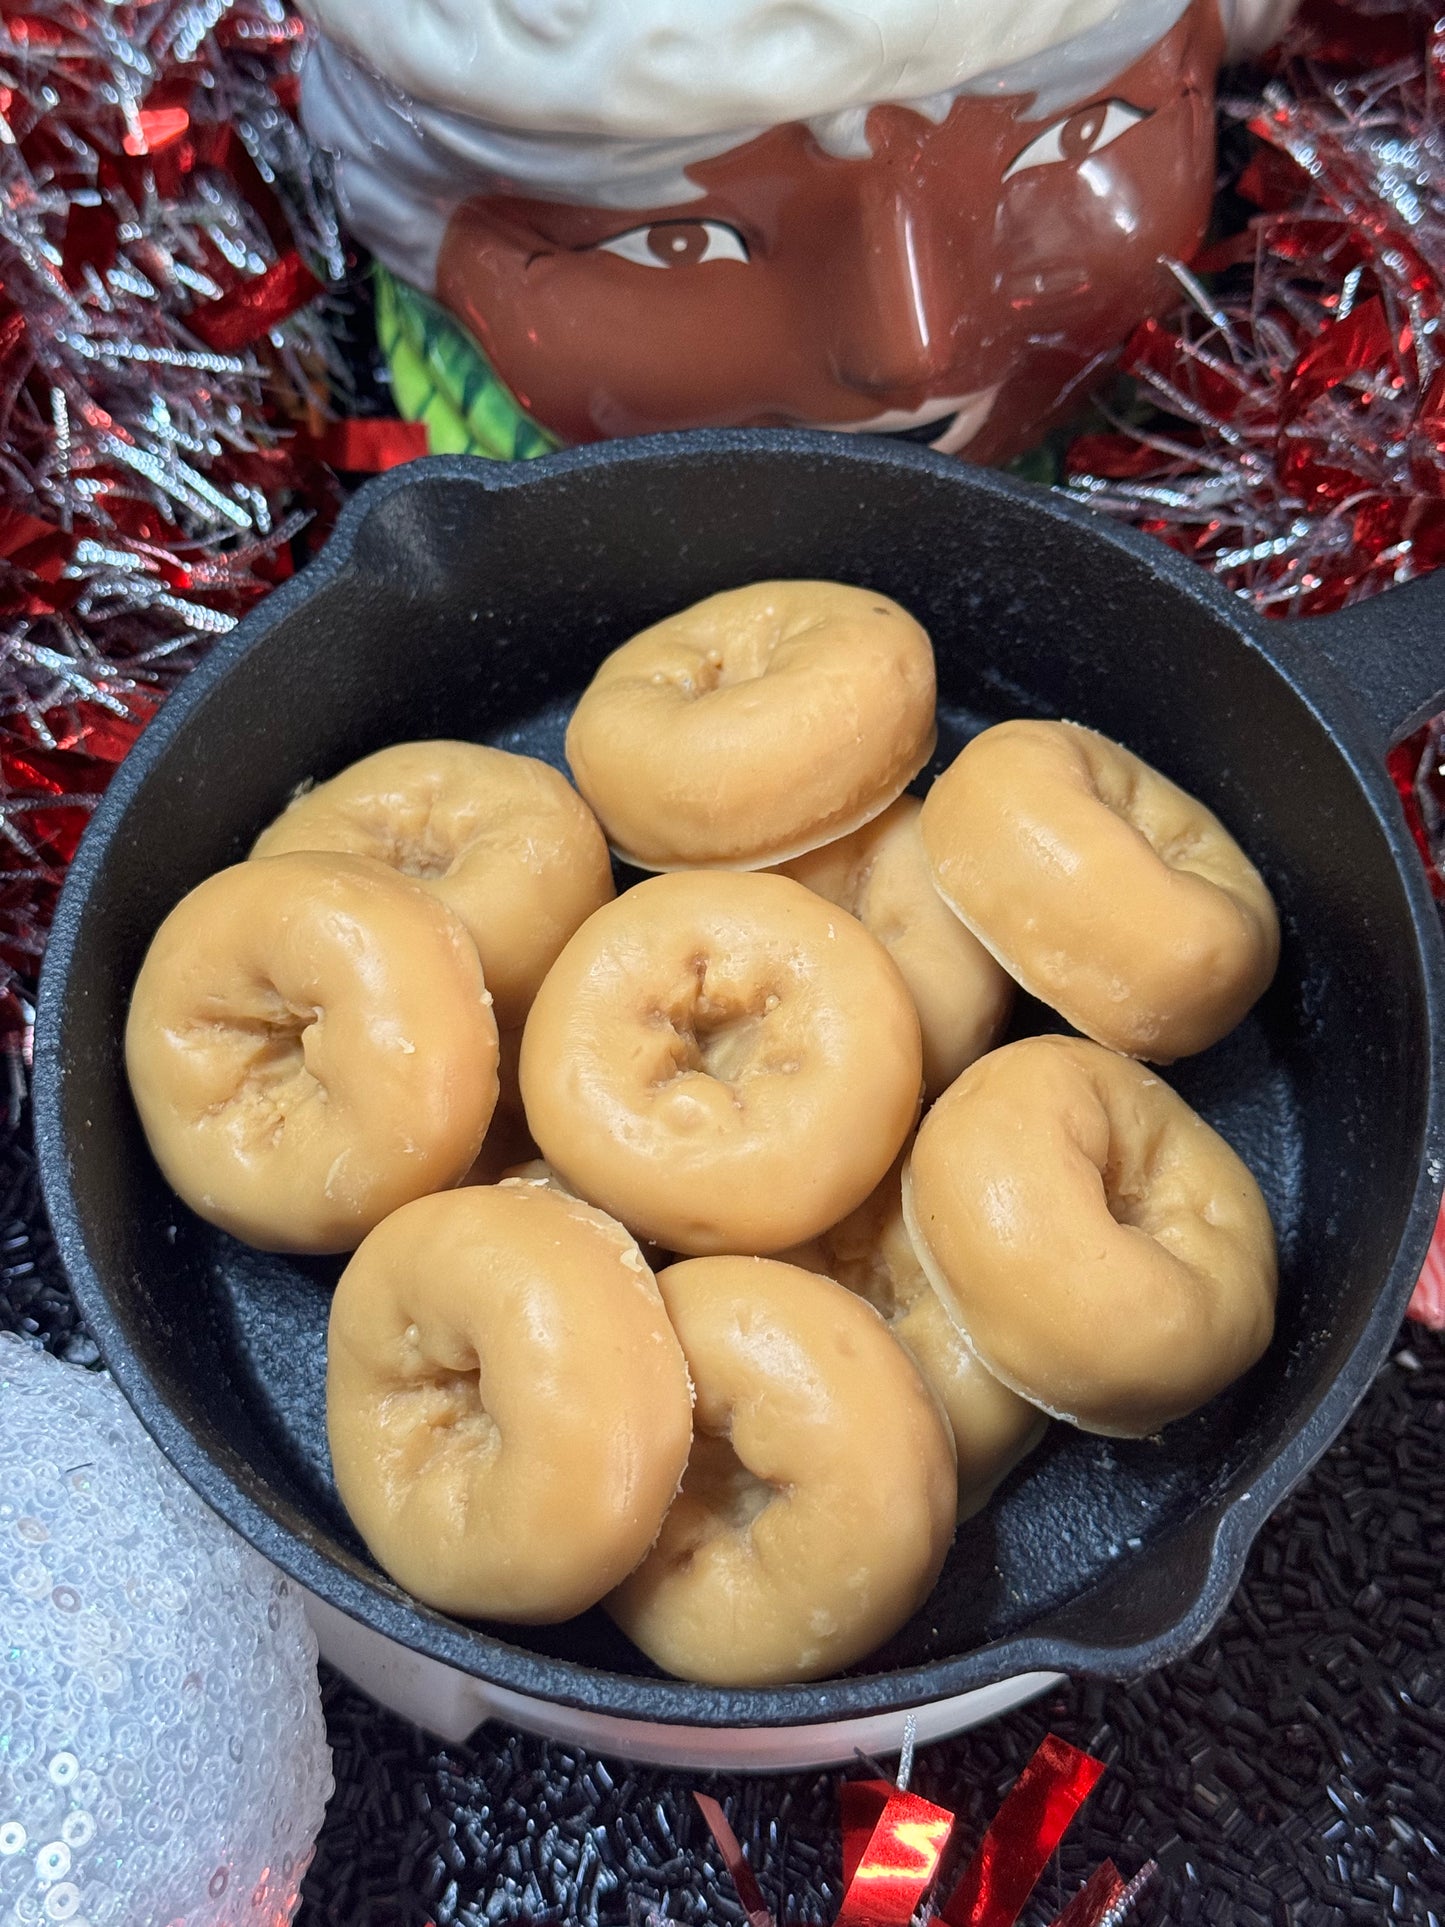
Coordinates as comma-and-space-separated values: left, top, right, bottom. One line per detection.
499, 1160, 687, 1278
778, 795, 1013, 1098
519, 870, 923, 1255
564, 581, 937, 870
783, 1154, 1045, 1518
919, 720, 1280, 1062
459, 1025, 540, 1186
604, 1256, 956, 1685
125, 852, 498, 1253
327, 1183, 694, 1622
904, 1036, 1278, 1438
250, 739, 614, 1029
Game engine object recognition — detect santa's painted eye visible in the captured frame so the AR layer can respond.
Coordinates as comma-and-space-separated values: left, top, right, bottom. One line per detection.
596, 221, 750, 268
1002, 99, 1150, 183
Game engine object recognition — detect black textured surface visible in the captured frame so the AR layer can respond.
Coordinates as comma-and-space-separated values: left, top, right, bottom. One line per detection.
299, 1327, 1445, 1927
4, 1114, 1442, 1923
29, 438, 1445, 1730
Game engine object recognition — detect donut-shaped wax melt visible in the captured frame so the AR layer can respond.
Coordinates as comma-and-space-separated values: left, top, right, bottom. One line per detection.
251, 740, 614, 1029
519, 870, 923, 1254
778, 796, 1013, 1097
327, 1183, 693, 1621
605, 1256, 955, 1684
783, 1155, 1045, 1518
919, 720, 1280, 1060
904, 1035, 1277, 1437
125, 853, 498, 1253
564, 581, 936, 870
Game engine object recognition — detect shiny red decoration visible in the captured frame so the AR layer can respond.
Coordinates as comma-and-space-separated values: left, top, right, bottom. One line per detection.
1387, 721, 1445, 905
1049, 1861, 1129, 1927
1067, 0, 1445, 624
127, 104, 191, 153
835, 1781, 954, 1927
696, 1735, 1136, 1927
0, 0, 345, 1055
939, 1736, 1106, 1927
188, 250, 325, 353
301, 418, 433, 473
692, 1795, 775, 1927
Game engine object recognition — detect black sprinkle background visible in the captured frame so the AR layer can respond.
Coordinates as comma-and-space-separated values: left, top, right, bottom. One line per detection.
4, 1119, 1443, 1927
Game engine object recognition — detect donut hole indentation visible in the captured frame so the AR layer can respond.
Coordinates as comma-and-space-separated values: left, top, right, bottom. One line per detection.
219, 1001, 324, 1135
684, 1429, 777, 1535
395, 842, 457, 881
382, 816, 459, 882
692, 1004, 766, 1084
676, 621, 796, 700
1083, 745, 1145, 835
401, 1358, 502, 1467
660, 966, 790, 1088
1103, 1176, 1154, 1231
1081, 737, 1215, 880
717, 624, 788, 686
1101, 1117, 1171, 1237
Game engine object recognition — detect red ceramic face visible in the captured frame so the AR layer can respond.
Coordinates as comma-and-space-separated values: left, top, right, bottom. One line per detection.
435, 0, 1223, 462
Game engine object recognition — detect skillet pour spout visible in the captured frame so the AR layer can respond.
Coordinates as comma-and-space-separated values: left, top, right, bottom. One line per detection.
32, 433, 1445, 1765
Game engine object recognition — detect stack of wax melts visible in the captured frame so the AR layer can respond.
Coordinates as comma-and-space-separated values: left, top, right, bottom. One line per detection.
126, 580, 1280, 1685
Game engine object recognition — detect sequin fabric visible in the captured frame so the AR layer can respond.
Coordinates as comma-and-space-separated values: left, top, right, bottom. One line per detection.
0, 1337, 333, 1926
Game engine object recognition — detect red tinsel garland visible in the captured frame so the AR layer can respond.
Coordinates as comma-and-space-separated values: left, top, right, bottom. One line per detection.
1066, 0, 1445, 896
1068, 1, 1445, 614
1063, 0, 1445, 1321
0, 0, 346, 1075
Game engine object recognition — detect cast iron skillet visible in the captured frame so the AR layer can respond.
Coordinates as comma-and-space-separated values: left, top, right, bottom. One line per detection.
33, 431, 1445, 1733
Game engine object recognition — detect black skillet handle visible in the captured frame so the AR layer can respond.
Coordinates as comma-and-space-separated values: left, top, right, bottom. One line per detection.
1305, 567, 1445, 754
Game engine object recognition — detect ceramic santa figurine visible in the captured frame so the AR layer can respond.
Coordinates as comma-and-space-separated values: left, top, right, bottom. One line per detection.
299, 0, 1296, 463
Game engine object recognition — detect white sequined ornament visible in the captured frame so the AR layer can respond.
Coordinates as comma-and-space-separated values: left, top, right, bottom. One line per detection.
0, 1337, 333, 1926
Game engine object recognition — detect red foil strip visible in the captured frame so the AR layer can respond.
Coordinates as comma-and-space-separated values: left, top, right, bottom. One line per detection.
835, 1780, 954, 1927
0, 508, 69, 564
1047, 1860, 1128, 1927
123, 104, 190, 156
302, 418, 431, 473
939, 1736, 1107, 1927
693, 1794, 776, 1927
189, 250, 323, 352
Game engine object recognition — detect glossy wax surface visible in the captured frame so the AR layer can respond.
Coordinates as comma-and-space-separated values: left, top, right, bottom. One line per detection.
520, 869, 923, 1254
326, 1182, 694, 1622
783, 1154, 1046, 1518
920, 719, 1281, 1061
605, 1255, 957, 1685
251, 739, 614, 1030
124, 851, 498, 1254
905, 1035, 1278, 1437
779, 795, 1013, 1097
564, 581, 936, 869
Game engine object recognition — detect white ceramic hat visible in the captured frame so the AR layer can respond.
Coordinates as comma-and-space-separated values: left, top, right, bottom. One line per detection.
300, 0, 1210, 141
301, 0, 1293, 296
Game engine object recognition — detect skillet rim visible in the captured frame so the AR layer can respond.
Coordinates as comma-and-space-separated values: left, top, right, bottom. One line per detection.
32, 429, 1445, 1728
